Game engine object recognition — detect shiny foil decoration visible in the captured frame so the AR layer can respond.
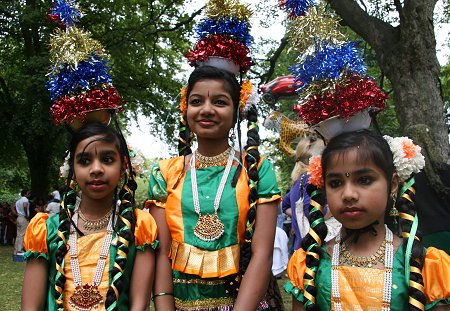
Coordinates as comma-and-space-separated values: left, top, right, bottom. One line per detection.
290, 40, 367, 92
49, 27, 104, 70
195, 17, 253, 46
205, 0, 252, 22
47, 53, 113, 101
50, 86, 123, 124
50, 0, 81, 28
287, 4, 346, 53
185, 34, 252, 72
279, 0, 316, 18
294, 74, 388, 125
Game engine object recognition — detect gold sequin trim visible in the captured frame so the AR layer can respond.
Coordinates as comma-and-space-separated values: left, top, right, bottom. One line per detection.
175, 296, 234, 310
173, 278, 226, 285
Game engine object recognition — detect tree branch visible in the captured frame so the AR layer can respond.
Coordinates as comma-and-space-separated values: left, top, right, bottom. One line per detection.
256, 36, 289, 86
327, 0, 396, 51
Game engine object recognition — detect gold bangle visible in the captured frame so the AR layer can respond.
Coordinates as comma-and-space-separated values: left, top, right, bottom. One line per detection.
152, 292, 174, 301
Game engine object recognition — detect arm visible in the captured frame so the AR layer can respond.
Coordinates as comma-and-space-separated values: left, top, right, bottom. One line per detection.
23, 201, 29, 219
149, 205, 175, 311
233, 202, 278, 311
129, 248, 155, 311
293, 297, 306, 311
22, 258, 48, 311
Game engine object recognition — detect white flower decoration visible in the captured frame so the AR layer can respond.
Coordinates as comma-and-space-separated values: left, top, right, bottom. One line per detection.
128, 147, 146, 176
59, 151, 71, 178
383, 135, 425, 181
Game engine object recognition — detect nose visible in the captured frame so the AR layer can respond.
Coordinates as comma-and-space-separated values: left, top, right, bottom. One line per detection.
341, 182, 358, 203
199, 100, 214, 115
90, 159, 104, 176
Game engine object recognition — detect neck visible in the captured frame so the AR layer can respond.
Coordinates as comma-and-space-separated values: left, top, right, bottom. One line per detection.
341, 222, 386, 256
197, 139, 230, 156
79, 194, 115, 218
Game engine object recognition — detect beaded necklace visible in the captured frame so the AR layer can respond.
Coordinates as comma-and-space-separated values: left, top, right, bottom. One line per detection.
68, 199, 114, 311
190, 148, 234, 241
331, 225, 394, 311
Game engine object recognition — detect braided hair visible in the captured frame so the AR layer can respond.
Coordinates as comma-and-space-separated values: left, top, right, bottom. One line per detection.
177, 66, 261, 295
53, 122, 137, 310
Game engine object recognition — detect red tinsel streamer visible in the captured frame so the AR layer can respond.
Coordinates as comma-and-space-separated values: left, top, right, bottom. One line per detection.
294, 74, 388, 125
184, 34, 252, 72
50, 86, 123, 124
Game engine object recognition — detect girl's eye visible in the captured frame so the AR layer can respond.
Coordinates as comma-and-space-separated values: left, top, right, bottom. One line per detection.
327, 179, 342, 188
78, 157, 90, 166
215, 99, 228, 106
358, 176, 373, 185
103, 156, 114, 164
189, 98, 201, 106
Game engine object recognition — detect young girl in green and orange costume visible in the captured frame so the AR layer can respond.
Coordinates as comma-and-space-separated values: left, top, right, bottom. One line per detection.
285, 129, 450, 311
22, 1, 158, 310
146, 1, 281, 310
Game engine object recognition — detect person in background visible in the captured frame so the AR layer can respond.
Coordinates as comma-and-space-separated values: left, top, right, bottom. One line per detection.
45, 195, 60, 217
14, 189, 29, 255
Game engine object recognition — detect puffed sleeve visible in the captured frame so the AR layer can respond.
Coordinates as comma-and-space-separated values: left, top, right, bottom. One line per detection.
284, 248, 307, 302
146, 163, 168, 209
23, 212, 49, 261
256, 158, 282, 204
422, 247, 450, 307
134, 209, 159, 251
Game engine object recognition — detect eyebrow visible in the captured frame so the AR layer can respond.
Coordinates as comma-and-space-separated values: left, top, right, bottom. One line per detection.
75, 149, 118, 160
325, 168, 376, 178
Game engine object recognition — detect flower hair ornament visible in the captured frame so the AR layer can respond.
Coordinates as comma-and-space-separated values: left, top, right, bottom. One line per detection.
306, 135, 426, 189
59, 146, 146, 179
178, 79, 259, 118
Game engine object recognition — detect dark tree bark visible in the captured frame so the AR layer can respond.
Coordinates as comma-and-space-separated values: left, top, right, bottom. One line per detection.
328, 0, 448, 190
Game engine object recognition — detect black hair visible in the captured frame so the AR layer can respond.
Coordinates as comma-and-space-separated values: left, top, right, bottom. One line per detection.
300, 129, 426, 310
21, 189, 29, 197
53, 121, 137, 310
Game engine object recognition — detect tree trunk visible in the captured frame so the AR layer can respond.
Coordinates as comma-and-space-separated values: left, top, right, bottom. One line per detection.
329, 0, 449, 176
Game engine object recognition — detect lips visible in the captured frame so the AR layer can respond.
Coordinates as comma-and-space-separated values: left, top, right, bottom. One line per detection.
87, 180, 107, 191
197, 119, 216, 127
341, 207, 364, 217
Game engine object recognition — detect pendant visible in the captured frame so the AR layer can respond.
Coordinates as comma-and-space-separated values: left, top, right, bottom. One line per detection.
69, 283, 103, 311
194, 213, 225, 241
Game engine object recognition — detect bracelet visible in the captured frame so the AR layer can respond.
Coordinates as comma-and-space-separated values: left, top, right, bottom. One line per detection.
152, 292, 174, 301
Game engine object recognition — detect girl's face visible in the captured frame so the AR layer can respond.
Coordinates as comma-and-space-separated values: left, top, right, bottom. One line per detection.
186, 79, 235, 143
73, 135, 123, 201
324, 148, 398, 230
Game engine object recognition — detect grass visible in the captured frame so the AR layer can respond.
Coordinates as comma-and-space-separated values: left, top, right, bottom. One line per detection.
0, 245, 25, 311
0, 245, 292, 310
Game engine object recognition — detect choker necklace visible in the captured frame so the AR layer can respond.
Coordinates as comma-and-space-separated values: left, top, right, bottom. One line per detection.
340, 239, 386, 268
78, 208, 112, 231
195, 147, 232, 169
68, 199, 114, 311
331, 225, 394, 311
190, 148, 234, 241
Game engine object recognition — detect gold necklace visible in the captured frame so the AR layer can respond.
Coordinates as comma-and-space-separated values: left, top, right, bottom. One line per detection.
195, 147, 232, 169
78, 208, 112, 231
339, 239, 386, 268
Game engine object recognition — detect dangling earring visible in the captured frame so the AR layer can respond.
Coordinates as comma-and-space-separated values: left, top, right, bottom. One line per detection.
389, 194, 400, 234
229, 127, 236, 146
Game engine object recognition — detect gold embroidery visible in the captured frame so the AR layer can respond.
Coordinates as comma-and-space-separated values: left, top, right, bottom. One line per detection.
170, 240, 240, 278
175, 296, 234, 309
173, 278, 226, 285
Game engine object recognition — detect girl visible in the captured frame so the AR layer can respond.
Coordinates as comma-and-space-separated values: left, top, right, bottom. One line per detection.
22, 122, 158, 310
147, 65, 281, 310
285, 130, 450, 310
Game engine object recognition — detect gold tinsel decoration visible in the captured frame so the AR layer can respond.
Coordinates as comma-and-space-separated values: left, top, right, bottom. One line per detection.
205, 0, 252, 22
49, 27, 104, 70
287, 3, 347, 53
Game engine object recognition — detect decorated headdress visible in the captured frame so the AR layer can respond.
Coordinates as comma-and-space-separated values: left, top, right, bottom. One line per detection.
47, 0, 122, 128
180, 0, 259, 118
279, 1, 388, 141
